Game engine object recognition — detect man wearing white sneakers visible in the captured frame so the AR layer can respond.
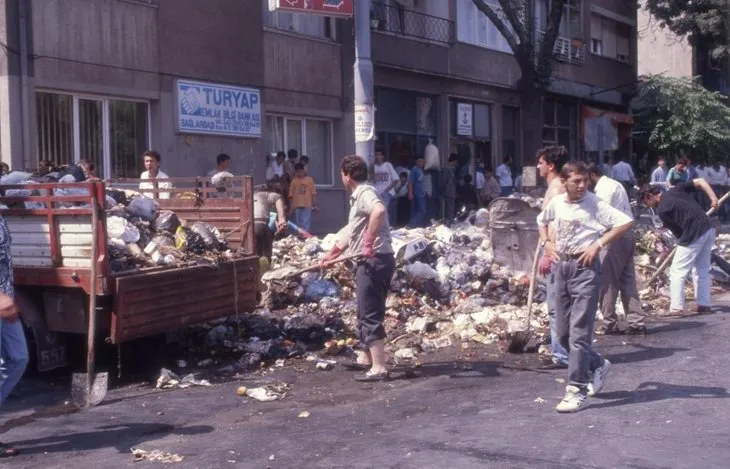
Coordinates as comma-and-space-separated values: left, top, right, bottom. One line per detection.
538, 161, 634, 413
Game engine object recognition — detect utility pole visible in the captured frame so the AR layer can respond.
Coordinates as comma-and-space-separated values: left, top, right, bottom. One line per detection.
353, 0, 375, 173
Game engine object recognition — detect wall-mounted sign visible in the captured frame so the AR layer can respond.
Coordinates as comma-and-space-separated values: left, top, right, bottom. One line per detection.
269, 0, 354, 18
175, 79, 261, 138
456, 102, 473, 137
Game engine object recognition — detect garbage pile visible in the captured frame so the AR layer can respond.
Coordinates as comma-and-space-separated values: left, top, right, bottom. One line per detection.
104, 191, 237, 272
261, 212, 549, 357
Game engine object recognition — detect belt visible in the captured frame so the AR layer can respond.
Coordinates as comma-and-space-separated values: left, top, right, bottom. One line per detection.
557, 252, 582, 261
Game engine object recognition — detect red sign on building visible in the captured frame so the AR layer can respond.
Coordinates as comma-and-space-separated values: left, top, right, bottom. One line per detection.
269, 0, 354, 18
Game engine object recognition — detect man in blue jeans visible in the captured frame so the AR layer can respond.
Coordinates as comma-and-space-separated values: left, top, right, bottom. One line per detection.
536, 146, 569, 369
0, 216, 29, 456
408, 156, 427, 227
538, 161, 634, 412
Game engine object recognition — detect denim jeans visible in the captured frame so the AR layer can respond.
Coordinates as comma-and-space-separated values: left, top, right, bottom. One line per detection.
554, 259, 605, 387
546, 271, 569, 365
293, 207, 313, 233
0, 319, 29, 408
500, 186, 513, 197
670, 228, 715, 311
409, 196, 427, 228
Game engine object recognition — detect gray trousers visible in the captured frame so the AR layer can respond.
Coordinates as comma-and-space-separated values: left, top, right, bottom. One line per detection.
443, 197, 455, 220
355, 254, 396, 346
599, 231, 644, 329
554, 259, 606, 387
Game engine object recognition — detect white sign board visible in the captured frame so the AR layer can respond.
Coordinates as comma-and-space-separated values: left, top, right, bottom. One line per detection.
354, 104, 375, 143
176, 79, 261, 138
457, 103, 472, 136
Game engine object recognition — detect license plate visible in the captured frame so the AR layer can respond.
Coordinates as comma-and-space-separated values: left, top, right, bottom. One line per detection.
33, 329, 68, 372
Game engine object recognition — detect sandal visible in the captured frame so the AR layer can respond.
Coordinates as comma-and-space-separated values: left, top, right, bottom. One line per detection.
342, 362, 370, 371
0, 443, 18, 457
354, 371, 390, 382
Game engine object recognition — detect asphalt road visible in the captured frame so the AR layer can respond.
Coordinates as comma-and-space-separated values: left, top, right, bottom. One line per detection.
2, 302, 730, 469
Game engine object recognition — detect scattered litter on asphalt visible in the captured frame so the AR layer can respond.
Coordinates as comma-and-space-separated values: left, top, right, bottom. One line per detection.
534, 397, 545, 403
155, 368, 211, 389
315, 360, 336, 371
298, 410, 311, 418
236, 386, 248, 396
245, 383, 290, 402
131, 448, 184, 463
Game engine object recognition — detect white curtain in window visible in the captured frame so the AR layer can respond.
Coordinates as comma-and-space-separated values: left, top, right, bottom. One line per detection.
286, 119, 303, 154
266, 116, 284, 154
305, 120, 331, 185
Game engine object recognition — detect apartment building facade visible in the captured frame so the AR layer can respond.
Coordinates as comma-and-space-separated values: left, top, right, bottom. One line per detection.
0, 0, 638, 230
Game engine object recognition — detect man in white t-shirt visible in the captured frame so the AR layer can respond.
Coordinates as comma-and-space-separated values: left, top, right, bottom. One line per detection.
139, 150, 172, 199
538, 161, 634, 412
373, 148, 399, 224
587, 163, 646, 335
495, 156, 513, 196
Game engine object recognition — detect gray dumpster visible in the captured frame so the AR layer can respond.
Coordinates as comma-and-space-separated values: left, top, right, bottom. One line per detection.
488, 197, 540, 274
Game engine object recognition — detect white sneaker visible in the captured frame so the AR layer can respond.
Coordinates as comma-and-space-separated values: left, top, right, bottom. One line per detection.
587, 359, 611, 397
555, 385, 588, 413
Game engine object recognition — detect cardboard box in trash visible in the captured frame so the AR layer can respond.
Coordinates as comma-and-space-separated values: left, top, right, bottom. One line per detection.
391, 229, 429, 264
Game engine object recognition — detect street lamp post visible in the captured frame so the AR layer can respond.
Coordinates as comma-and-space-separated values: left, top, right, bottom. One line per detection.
353, 0, 375, 173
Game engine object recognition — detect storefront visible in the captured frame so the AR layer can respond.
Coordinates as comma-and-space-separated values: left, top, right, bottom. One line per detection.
449, 98, 492, 181
374, 87, 439, 169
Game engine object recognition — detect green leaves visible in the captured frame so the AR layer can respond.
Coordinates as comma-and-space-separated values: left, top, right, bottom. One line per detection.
633, 74, 730, 159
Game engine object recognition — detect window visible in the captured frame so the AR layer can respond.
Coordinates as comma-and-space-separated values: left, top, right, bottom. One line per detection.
456, 0, 513, 54
536, 0, 582, 39
591, 14, 631, 62
263, 0, 335, 40
36, 92, 149, 178
502, 106, 520, 167
543, 99, 575, 158
266, 116, 333, 186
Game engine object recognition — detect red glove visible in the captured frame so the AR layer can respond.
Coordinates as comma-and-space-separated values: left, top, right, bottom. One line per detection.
362, 232, 375, 258
320, 246, 343, 268
538, 255, 553, 276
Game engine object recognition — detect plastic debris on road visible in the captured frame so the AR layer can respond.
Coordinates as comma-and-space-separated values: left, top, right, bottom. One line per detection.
131, 448, 185, 463
155, 368, 211, 389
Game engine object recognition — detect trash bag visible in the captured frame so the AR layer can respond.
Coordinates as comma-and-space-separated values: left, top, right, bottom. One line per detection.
106, 189, 128, 206
189, 221, 223, 250
154, 210, 181, 234
0, 171, 33, 185
424, 141, 440, 170
404, 261, 440, 281
57, 165, 86, 182
127, 196, 159, 222
304, 280, 340, 301
174, 226, 206, 254
107, 216, 140, 244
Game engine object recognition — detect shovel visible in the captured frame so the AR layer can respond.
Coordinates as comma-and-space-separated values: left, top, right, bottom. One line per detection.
508, 243, 542, 353
645, 190, 730, 287
262, 253, 362, 282
72, 198, 108, 407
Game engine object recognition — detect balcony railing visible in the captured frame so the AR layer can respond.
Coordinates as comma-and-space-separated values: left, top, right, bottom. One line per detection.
370, 2, 454, 45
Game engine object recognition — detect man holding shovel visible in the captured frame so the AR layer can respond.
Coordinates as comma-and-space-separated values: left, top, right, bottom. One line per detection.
536, 146, 569, 370
639, 179, 718, 315
538, 162, 634, 412
320, 155, 395, 382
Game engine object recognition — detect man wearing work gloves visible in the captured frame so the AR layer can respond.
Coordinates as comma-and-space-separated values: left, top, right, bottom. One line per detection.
538, 161, 634, 413
320, 155, 395, 382
639, 179, 718, 315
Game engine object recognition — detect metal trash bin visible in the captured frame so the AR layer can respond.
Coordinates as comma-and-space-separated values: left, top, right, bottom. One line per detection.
488, 197, 540, 274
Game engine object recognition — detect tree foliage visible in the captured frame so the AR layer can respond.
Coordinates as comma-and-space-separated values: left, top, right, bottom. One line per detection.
644, 0, 730, 59
633, 74, 730, 160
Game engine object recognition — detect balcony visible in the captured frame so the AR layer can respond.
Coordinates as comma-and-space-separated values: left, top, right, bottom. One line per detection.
370, 1, 454, 45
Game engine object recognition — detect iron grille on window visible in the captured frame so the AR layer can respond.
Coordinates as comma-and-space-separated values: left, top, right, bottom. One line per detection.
371, 1, 453, 45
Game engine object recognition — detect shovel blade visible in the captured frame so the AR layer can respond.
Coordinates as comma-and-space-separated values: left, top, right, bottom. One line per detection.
71, 372, 109, 408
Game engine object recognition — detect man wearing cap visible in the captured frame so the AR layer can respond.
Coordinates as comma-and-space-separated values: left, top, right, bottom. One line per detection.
640, 179, 718, 316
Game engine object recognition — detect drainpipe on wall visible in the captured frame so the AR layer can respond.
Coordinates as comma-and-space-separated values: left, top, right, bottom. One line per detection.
18, 0, 30, 169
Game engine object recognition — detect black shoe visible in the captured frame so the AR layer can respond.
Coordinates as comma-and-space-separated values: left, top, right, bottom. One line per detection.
625, 325, 648, 336
596, 326, 623, 336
